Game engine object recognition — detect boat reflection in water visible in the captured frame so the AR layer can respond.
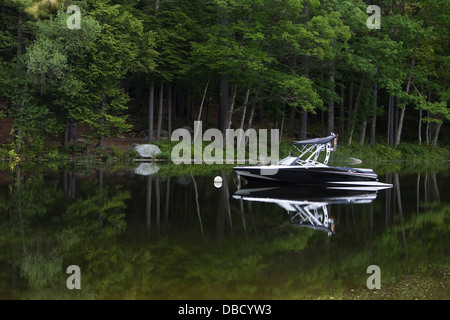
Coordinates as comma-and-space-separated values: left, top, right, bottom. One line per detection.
233, 183, 389, 236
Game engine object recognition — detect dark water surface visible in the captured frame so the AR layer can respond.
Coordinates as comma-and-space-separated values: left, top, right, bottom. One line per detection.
0, 163, 448, 300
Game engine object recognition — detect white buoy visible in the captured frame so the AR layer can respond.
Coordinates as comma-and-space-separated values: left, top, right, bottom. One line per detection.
214, 176, 223, 188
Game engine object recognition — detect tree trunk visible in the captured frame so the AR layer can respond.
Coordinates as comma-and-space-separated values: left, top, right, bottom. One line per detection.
63, 122, 69, 147
219, 75, 229, 132
246, 88, 262, 131
17, 12, 23, 56
196, 78, 212, 123
218, 6, 229, 133
148, 80, 155, 142
14, 11, 24, 153
71, 123, 77, 144
205, 96, 210, 130
288, 106, 296, 137
418, 108, 422, 145
369, 80, 378, 145
321, 110, 325, 137
237, 85, 251, 148
299, 109, 307, 140
348, 78, 365, 145
247, 102, 256, 130
244, 88, 260, 146
99, 94, 106, 149
239, 90, 250, 132
432, 121, 442, 147
359, 120, 367, 145
327, 63, 335, 135
156, 81, 164, 142
167, 84, 172, 140
63, 121, 77, 147
300, 64, 310, 140
395, 41, 418, 145
280, 104, 285, 142
226, 84, 238, 130
245, 101, 257, 147
194, 78, 212, 141
187, 89, 192, 121
339, 84, 345, 141
426, 111, 431, 145
387, 95, 394, 145
346, 75, 355, 137
394, 97, 398, 139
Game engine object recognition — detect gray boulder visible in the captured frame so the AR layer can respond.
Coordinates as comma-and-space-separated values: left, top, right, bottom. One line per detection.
134, 144, 162, 158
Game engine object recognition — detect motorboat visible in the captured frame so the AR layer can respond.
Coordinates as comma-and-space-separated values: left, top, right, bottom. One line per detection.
233, 134, 392, 190
233, 183, 386, 236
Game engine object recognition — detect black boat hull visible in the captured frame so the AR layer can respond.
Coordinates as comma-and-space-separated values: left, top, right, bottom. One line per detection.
234, 165, 381, 187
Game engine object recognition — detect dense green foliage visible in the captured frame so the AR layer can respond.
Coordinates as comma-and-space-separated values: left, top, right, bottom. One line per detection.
0, 0, 448, 158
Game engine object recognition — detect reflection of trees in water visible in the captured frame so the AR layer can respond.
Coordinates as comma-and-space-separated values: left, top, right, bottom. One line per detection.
326, 172, 447, 294
0, 167, 130, 299
85, 169, 450, 298
144, 172, 243, 242
0, 167, 66, 298
63, 170, 76, 199
191, 173, 204, 239
419, 172, 441, 206
216, 171, 232, 247
146, 175, 152, 233
0, 168, 447, 299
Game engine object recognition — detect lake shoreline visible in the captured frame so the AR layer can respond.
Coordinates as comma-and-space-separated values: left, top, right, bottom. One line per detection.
0, 139, 449, 169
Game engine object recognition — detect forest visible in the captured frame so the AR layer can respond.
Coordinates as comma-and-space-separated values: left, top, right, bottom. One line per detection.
0, 0, 448, 158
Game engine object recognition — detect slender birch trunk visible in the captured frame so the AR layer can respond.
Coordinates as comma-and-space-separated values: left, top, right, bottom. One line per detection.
369, 75, 378, 146
226, 84, 238, 130
348, 78, 365, 145
167, 84, 172, 140
395, 41, 418, 145
237, 85, 251, 148
339, 84, 345, 142
148, 80, 155, 142
327, 62, 335, 135
194, 78, 212, 143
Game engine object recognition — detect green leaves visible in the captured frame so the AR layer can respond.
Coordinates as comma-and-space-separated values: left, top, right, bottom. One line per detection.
26, 38, 68, 88
1, 0, 448, 149
270, 71, 321, 111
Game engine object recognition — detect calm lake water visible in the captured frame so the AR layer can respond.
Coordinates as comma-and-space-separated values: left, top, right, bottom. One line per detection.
0, 163, 448, 300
